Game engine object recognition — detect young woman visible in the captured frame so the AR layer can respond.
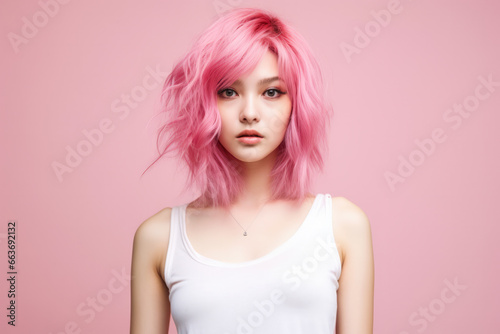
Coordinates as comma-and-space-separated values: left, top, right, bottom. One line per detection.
130, 7, 374, 334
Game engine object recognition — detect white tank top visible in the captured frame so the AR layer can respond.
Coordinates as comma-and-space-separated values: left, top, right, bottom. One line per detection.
164, 193, 342, 333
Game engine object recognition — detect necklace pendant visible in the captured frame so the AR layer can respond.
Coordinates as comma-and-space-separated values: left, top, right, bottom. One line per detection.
243, 231, 247, 236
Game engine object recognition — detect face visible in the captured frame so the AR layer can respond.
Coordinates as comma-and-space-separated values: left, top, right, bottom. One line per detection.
216, 50, 292, 164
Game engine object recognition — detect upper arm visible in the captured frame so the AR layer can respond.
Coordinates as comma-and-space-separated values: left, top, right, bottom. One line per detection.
333, 197, 374, 334
130, 208, 172, 334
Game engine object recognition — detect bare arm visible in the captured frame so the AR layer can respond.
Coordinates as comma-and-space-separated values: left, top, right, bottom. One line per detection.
130, 208, 172, 334
333, 197, 375, 334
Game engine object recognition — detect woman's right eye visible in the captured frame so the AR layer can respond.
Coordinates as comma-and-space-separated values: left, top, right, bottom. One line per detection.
218, 88, 237, 98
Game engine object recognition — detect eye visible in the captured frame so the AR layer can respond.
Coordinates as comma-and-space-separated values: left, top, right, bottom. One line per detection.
264, 88, 286, 98
218, 88, 238, 99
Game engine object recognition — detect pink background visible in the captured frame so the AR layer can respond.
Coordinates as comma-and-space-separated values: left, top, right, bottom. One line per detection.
2, 0, 499, 333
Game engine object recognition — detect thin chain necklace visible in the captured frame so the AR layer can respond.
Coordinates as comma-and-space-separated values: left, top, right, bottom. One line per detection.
227, 199, 269, 237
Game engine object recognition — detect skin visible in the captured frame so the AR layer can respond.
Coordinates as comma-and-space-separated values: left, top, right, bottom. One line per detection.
130, 50, 374, 333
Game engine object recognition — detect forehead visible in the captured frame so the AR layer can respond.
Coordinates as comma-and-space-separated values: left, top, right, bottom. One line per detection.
232, 50, 281, 85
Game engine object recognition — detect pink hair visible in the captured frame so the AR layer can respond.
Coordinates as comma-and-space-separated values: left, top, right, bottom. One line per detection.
142, 7, 333, 209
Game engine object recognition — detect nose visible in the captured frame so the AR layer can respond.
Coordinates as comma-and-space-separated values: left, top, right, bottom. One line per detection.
240, 96, 260, 123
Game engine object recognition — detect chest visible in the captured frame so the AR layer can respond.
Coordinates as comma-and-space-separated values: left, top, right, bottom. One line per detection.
184, 199, 316, 263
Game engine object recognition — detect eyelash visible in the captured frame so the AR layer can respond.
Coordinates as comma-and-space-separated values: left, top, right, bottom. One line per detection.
217, 88, 286, 99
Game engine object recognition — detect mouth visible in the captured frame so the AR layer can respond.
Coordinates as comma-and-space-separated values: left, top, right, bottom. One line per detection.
237, 136, 263, 144
236, 130, 263, 138
237, 134, 263, 138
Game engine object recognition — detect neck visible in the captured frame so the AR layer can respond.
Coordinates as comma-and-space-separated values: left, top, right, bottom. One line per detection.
234, 150, 277, 207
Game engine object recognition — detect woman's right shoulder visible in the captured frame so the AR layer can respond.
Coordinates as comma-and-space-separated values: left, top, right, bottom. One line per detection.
132, 207, 174, 272
135, 207, 173, 237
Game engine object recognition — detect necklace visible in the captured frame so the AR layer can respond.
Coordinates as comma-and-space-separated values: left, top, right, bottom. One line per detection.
228, 199, 269, 237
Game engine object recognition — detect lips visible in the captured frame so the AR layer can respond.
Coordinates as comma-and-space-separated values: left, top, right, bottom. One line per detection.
237, 129, 263, 138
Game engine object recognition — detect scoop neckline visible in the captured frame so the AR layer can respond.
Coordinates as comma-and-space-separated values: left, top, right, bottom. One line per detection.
179, 193, 323, 268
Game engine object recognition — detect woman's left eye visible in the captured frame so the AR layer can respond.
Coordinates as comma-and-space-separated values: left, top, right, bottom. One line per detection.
264, 88, 285, 98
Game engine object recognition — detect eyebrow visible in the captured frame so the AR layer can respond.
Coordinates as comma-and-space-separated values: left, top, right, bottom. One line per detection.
233, 76, 282, 86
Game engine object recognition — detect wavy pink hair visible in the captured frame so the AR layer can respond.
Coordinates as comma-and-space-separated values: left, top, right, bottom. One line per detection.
142, 7, 333, 209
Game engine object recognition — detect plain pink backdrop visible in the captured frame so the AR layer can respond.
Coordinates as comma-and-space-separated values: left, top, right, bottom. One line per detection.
1, 0, 499, 333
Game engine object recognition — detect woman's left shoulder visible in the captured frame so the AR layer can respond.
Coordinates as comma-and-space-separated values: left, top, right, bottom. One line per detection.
329, 196, 372, 262
330, 196, 370, 227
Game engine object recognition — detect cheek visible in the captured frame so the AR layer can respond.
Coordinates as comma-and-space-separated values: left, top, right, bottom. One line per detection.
269, 105, 291, 136
217, 103, 234, 132
220, 115, 230, 132
217, 113, 233, 145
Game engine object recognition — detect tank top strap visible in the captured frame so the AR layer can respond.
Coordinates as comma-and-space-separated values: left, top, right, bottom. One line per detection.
305, 193, 332, 229
282, 193, 335, 254
164, 204, 186, 289
321, 193, 342, 279
324, 193, 333, 231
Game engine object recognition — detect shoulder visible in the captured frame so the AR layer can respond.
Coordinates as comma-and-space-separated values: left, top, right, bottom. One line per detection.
330, 196, 372, 263
331, 196, 370, 228
132, 207, 173, 274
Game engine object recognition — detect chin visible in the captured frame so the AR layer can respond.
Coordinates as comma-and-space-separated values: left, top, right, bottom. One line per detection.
234, 152, 268, 163
235, 148, 279, 164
